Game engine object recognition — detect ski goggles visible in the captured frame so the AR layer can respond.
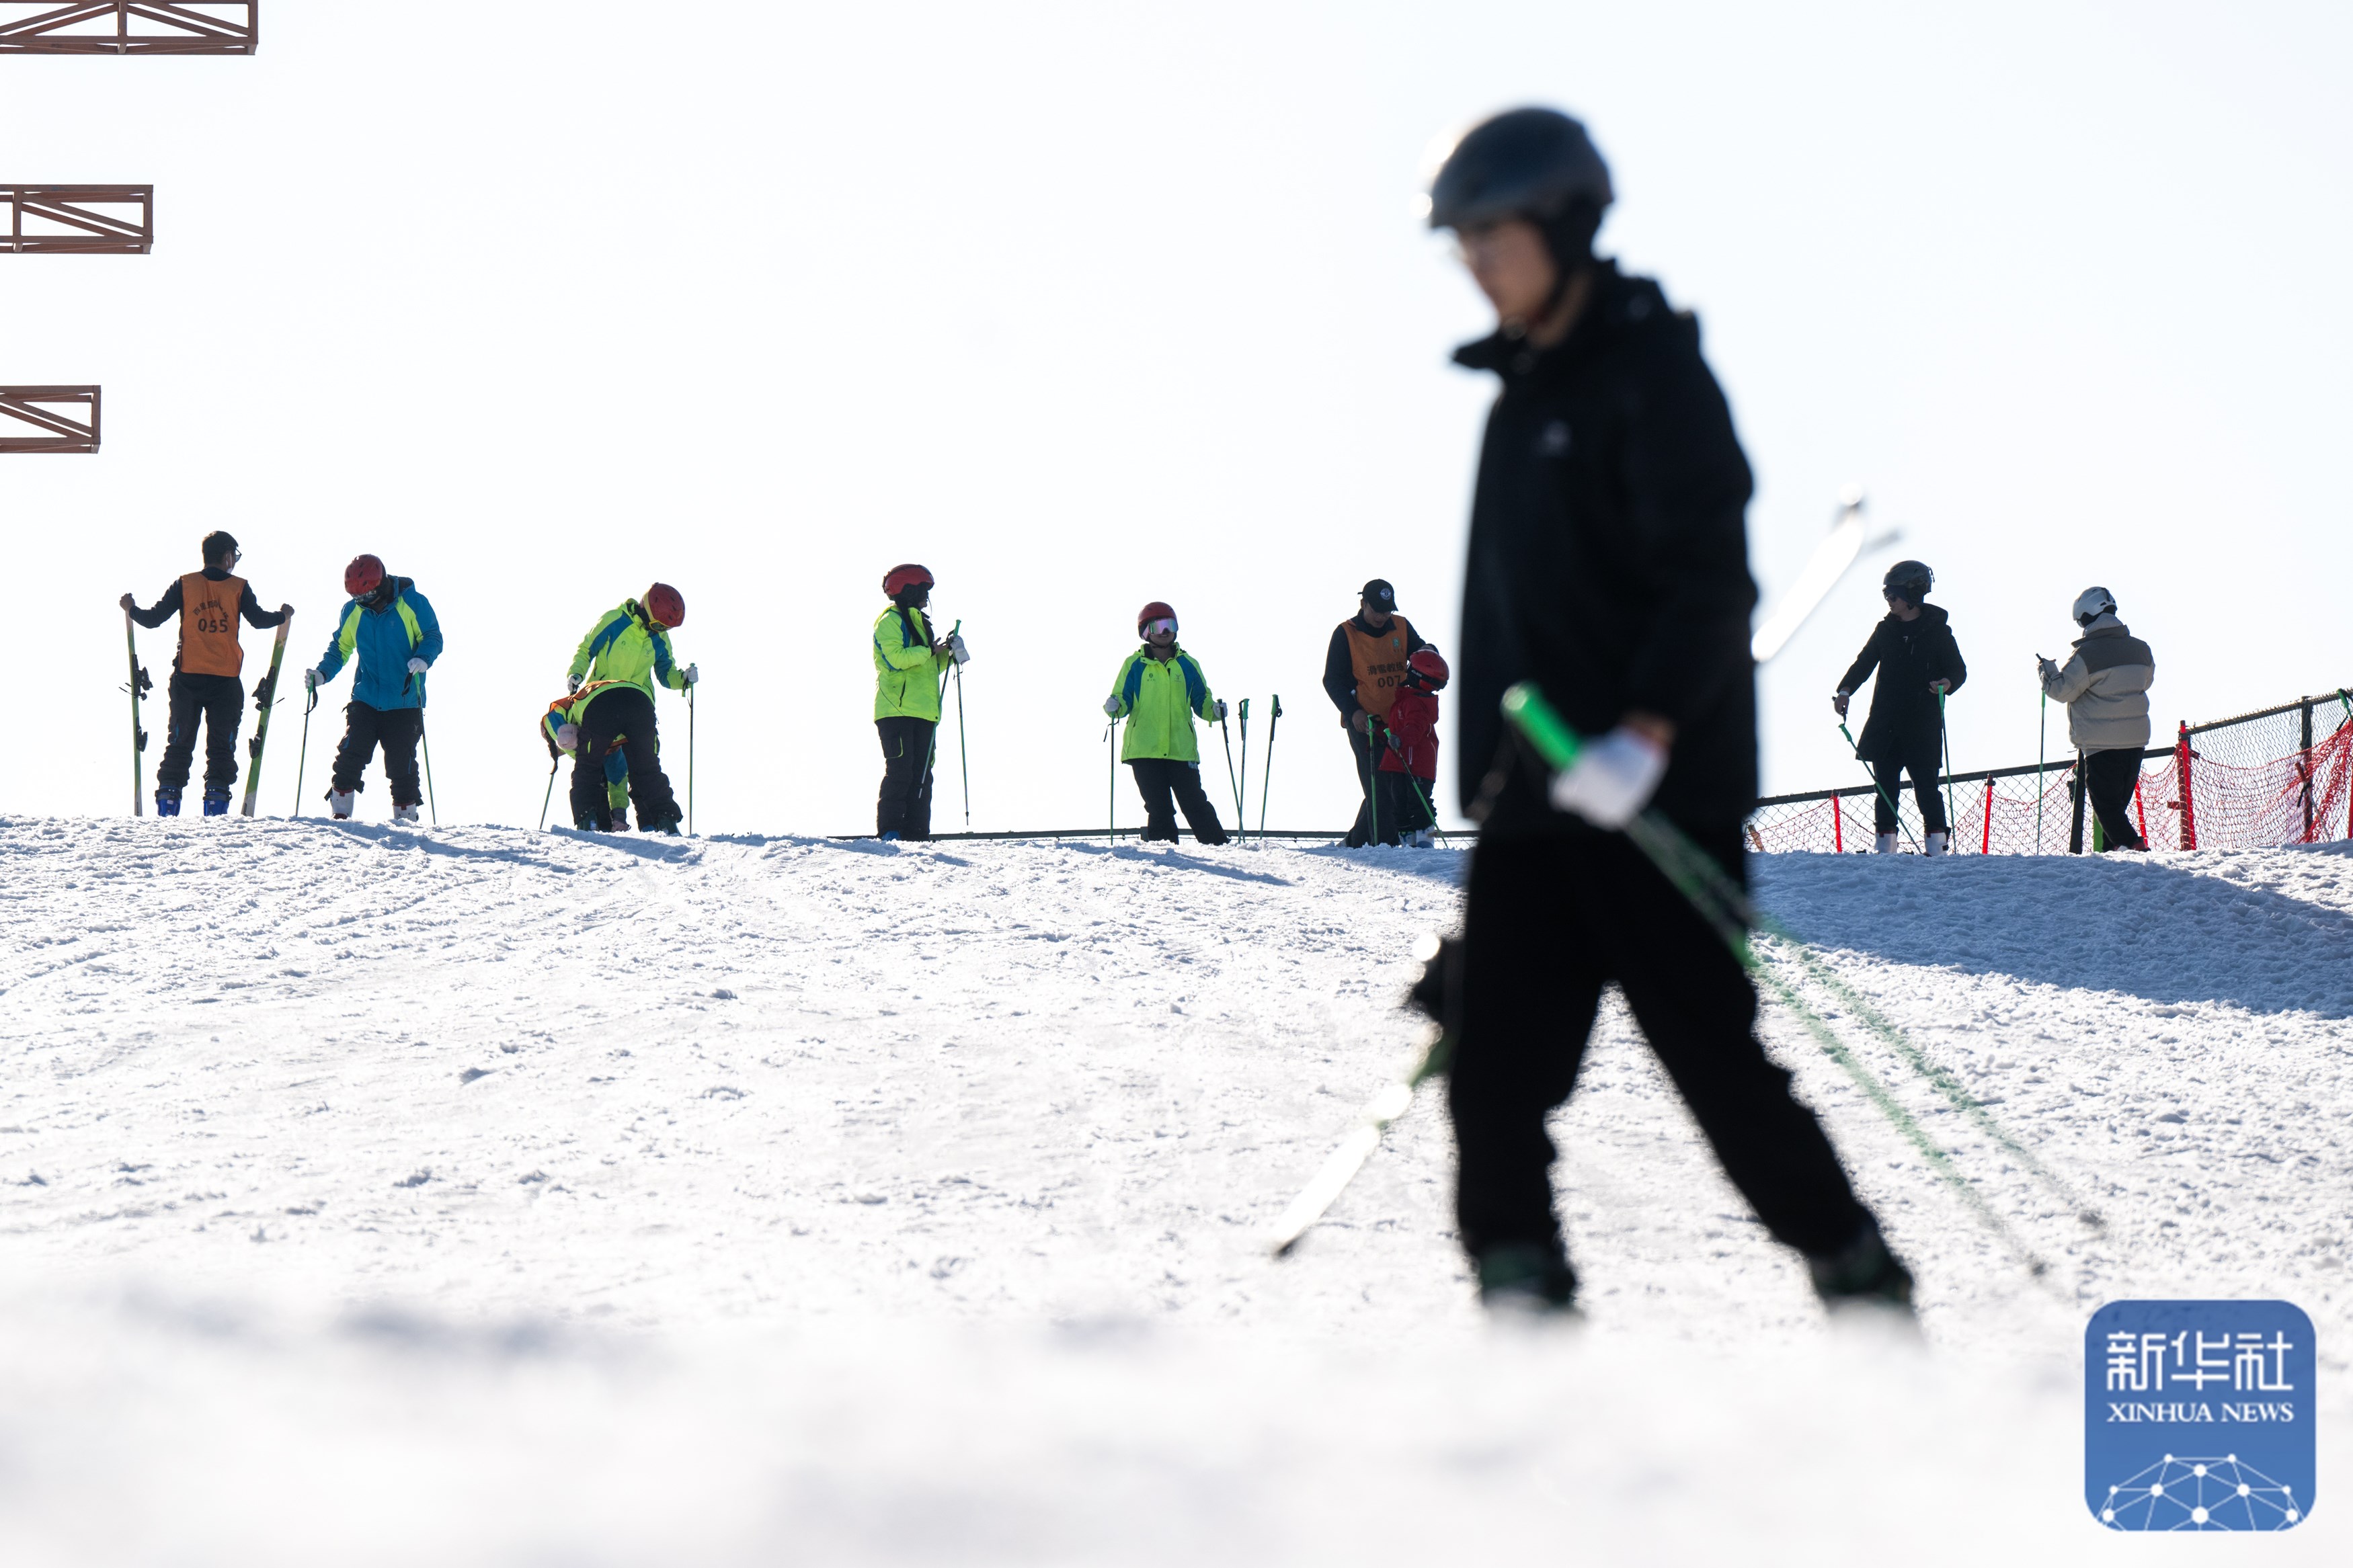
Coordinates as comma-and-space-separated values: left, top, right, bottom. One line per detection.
1141, 618, 1178, 638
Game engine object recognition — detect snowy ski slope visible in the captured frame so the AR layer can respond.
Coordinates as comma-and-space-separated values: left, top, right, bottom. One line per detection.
0, 817, 2346, 1563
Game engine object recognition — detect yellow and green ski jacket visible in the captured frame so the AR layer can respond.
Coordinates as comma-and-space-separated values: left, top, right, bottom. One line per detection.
569, 600, 688, 704
873, 604, 949, 722
1108, 645, 1216, 763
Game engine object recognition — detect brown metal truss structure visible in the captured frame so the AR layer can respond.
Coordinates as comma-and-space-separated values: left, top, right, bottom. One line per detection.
0, 386, 101, 452
4, 185, 153, 253
0, 1, 255, 53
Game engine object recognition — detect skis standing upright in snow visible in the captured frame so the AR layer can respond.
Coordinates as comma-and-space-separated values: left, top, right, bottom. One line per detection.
122, 607, 151, 815
239, 614, 292, 817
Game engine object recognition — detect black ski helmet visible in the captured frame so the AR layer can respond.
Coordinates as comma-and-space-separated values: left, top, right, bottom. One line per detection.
1427, 108, 1613, 270
1882, 560, 1933, 600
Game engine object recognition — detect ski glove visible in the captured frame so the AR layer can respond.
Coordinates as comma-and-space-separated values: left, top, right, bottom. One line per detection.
947, 632, 969, 665
567, 672, 584, 694
407, 657, 428, 675
1101, 696, 1122, 718
1548, 726, 1669, 830
554, 723, 579, 753
303, 667, 321, 692
1214, 698, 1228, 721
682, 663, 700, 686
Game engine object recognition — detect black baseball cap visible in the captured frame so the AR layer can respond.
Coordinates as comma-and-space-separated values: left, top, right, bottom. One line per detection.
1361, 579, 1398, 610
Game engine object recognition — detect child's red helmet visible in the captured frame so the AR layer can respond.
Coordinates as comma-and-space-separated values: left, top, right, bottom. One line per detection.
344, 554, 385, 598
1406, 647, 1450, 688
1136, 600, 1177, 635
883, 563, 934, 597
643, 582, 685, 628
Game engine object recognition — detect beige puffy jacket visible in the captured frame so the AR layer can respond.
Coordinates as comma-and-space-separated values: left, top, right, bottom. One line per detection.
2040, 616, 2155, 751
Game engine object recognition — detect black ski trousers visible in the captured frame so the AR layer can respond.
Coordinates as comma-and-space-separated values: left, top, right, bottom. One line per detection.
876, 716, 935, 839
330, 701, 423, 807
2083, 746, 2148, 851
1448, 830, 1872, 1268
157, 671, 243, 794
1869, 734, 1949, 835
1129, 758, 1228, 844
569, 686, 680, 831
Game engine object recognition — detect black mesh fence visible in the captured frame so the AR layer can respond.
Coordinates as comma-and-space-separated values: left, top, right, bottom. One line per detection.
1745, 687, 2353, 855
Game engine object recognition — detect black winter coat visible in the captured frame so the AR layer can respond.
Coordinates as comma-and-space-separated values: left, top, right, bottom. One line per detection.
1455, 263, 1759, 837
1837, 605, 1966, 761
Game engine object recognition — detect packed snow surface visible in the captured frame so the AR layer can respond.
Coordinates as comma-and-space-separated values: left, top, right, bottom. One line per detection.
1, 817, 2347, 1563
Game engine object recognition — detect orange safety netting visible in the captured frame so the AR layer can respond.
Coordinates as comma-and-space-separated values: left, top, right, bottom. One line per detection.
1745, 690, 2353, 855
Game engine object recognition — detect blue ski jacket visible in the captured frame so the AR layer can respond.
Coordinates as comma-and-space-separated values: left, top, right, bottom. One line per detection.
315, 579, 443, 710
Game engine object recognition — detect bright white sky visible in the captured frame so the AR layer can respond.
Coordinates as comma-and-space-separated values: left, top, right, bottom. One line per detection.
10, 2, 2350, 835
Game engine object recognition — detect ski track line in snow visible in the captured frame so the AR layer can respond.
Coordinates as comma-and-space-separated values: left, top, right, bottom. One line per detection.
0, 815, 2346, 1564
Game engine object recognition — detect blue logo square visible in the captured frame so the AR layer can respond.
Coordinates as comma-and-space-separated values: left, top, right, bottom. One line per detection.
2085, 1299, 2315, 1530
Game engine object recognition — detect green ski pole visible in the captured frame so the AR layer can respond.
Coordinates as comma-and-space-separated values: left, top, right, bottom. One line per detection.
954, 657, 969, 829
2036, 691, 2048, 853
1236, 698, 1250, 842
1937, 686, 1956, 848
292, 684, 316, 817
122, 607, 151, 816
1259, 696, 1280, 836
1220, 709, 1243, 833
1839, 718, 1921, 852
1107, 716, 1119, 842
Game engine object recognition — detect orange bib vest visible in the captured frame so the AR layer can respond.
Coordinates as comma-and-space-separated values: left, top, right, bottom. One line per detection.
178, 571, 246, 677
1342, 615, 1415, 721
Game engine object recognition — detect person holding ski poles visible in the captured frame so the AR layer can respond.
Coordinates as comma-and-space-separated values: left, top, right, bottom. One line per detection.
1378, 647, 1447, 848
305, 554, 442, 824
120, 530, 292, 816
1833, 561, 1967, 854
1322, 579, 1427, 847
559, 583, 698, 834
2039, 587, 2155, 853
1429, 107, 1910, 1314
1103, 602, 1230, 845
873, 564, 966, 841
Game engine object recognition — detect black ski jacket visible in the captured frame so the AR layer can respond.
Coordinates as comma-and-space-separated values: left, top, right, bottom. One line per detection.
1837, 605, 1966, 761
1454, 263, 1759, 838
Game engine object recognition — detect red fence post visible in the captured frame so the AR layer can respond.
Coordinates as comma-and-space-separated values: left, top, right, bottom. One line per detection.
1832, 792, 1843, 854
2175, 723, 2197, 850
2135, 772, 2149, 845
1981, 774, 1993, 853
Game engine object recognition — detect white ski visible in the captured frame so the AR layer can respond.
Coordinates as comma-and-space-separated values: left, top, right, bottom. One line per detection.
1750, 488, 1889, 664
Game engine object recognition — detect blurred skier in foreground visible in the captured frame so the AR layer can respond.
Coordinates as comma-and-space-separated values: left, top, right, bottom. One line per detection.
1833, 561, 1968, 853
561, 583, 698, 834
2040, 587, 2155, 853
120, 530, 291, 816
1431, 108, 1911, 1315
1103, 602, 1229, 844
306, 554, 442, 823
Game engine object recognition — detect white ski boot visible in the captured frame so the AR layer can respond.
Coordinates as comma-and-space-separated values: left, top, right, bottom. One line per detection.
1874, 833, 1898, 854
393, 802, 421, 827
1923, 831, 1949, 856
327, 790, 356, 821
1410, 827, 1437, 848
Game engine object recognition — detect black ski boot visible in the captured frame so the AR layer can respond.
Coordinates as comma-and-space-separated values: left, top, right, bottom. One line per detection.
1808, 1219, 1916, 1314
1475, 1242, 1580, 1317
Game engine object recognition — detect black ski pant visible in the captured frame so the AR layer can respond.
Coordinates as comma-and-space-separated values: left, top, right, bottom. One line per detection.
1345, 723, 1391, 845
1128, 757, 1228, 844
157, 671, 243, 795
330, 701, 424, 808
1868, 735, 1949, 835
2083, 746, 2149, 851
1448, 830, 1873, 1272
1381, 768, 1435, 836
876, 716, 936, 839
569, 686, 680, 831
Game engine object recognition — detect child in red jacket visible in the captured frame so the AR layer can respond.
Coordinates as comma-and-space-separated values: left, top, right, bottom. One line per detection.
1378, 647, 1447, 848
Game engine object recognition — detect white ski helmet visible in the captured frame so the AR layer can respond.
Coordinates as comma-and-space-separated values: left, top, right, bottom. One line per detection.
2072, 586, 2116, 626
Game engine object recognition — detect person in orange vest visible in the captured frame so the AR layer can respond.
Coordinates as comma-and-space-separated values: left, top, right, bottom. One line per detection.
120, 530, 292, 816
1320, 578, 1428, 846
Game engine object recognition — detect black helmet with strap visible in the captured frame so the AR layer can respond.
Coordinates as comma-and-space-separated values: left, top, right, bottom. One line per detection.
1427, 108, 1613, 277
1882, 559, 1933, 600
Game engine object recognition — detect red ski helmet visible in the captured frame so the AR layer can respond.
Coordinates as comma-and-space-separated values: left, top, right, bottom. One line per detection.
882, 563, 934, 598
643, 582, 685, 628
1136, 600, 1178, 636
344, 554, 385, 598
1406, 647, 1451, 689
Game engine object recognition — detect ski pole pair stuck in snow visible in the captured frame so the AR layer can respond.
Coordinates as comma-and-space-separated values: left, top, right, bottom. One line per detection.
1269, 683, 2100, 1282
